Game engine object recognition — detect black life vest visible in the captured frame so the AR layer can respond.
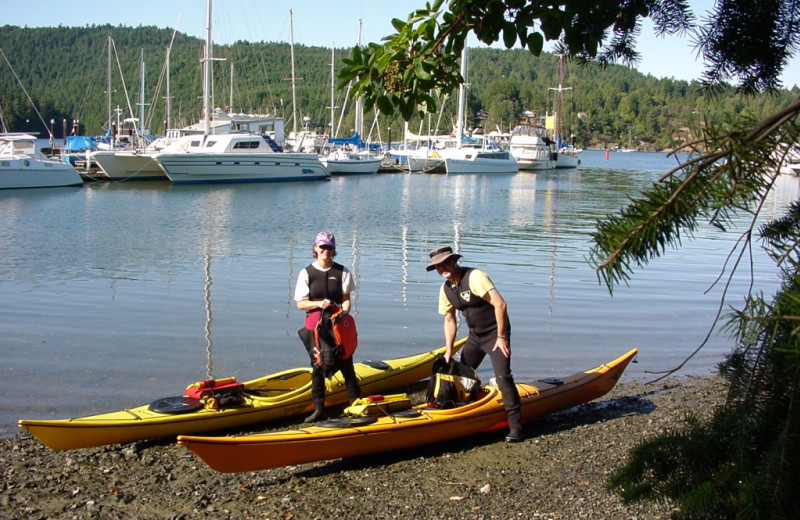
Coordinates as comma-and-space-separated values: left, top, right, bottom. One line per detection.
306, 262, 345, 304
442, 267, 505, 337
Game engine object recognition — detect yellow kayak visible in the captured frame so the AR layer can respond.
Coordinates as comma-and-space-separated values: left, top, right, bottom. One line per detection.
19, 339, 465, 450
178, 348, 638, 473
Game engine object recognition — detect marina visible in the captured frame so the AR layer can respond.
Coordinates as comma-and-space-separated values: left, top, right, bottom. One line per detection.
1, 150, 795, 437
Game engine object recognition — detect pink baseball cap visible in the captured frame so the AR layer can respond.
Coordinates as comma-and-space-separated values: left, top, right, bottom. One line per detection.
314, 231, 336, 248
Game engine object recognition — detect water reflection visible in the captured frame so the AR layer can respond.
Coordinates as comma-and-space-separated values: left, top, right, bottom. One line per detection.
544, 174, 560, 328
350, 230, 361, 313
203, 246, 214, 378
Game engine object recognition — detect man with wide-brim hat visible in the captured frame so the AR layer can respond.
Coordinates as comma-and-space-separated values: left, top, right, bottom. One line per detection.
426, 246, 462, 271
426, 245, 523, 443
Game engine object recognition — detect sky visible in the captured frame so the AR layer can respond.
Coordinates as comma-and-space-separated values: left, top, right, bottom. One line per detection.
3, 0, 799, 88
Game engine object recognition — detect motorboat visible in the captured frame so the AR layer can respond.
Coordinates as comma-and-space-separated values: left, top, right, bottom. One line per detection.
152, 0, 329, 185
777, 143, 800, 175
154, 132, 330, 184
444, 147, 518, 174
0, 134, 83, 189
90, 111, 288, 182
509, 124, 556, 170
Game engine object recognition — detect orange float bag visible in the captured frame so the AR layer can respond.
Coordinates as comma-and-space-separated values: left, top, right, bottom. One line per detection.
330, 308, 357, 360
312, 307, 358, 377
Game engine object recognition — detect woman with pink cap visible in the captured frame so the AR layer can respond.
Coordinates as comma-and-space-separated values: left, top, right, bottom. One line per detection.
294, 231, 361, 422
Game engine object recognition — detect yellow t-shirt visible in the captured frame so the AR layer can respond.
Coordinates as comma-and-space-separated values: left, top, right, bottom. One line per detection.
438, 268, 495, 315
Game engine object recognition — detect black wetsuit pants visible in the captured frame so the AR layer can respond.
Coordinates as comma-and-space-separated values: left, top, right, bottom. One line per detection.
460, 331, 522, 430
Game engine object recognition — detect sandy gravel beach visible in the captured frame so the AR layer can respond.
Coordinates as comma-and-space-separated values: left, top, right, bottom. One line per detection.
0, 375, 726, 519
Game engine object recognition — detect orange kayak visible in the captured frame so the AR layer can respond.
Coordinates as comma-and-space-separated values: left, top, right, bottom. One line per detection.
178, 348, 637, 473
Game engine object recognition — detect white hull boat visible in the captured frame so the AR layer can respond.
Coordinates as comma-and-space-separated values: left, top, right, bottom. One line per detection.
155, 1, 329, 185
444, 149, 518, 174
89, 149, 168, 181
156, 135, 330, 184
555, 146, 581, 169
777, 144, 800, 175
0, 134, 83, 189
549, 54, 582, 169
320, 150, 381, 175
442, 47, 518, 176
509, 126, 555, 171
407, 150, 447, 173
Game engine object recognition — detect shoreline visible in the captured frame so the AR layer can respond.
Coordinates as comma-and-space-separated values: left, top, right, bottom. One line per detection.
1, 375, 726, 519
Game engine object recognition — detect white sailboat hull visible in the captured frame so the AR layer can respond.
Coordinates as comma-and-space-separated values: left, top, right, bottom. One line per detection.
320, 153, 381, 175
408, 154, 446, 173
89, 150, 168, 181
555, 148, 581, 169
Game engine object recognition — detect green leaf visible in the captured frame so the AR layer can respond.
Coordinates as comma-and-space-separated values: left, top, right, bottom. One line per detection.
502, 22, 517, 49
526, 32, 544, 56
362, 95, 377, 114
390, 18, 407, 32
399, 97, 415, 120
415, 61, 432, 81
376, 95, 394, 116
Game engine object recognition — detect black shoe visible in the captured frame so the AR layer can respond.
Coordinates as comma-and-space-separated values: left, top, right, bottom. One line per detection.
304, 410, 326, 423
505, 428, 524, 443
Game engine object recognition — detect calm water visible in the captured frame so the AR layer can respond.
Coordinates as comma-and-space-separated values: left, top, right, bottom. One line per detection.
1, 149, 797, 436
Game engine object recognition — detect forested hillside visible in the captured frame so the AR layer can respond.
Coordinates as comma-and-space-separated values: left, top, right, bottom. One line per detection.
1, 25, 797, 150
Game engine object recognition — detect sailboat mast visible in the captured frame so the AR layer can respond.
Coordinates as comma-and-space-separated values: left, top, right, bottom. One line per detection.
289, 8, 298, 136
138, 49, 146, 139
549, 53, 572, 150
203, 0, 212, 135
455, 46, 468, 150
229, 62, 234, 114
354, 20, 364, 140
165, 47, 171, 131
106, 35, 112, 140
162, 23, 178, 133
556, 54, 563, 147
330, 43, 336, 138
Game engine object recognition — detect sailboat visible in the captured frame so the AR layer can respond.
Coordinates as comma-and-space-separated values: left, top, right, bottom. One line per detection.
548, 54, 581, 169
443, 46, 518, 174
89, 36, 173, 181
153, 1, 330, 185
318, 33, 380, 176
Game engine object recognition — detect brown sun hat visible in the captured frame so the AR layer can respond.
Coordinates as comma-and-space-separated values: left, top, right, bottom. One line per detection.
426, 245, 462, 271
